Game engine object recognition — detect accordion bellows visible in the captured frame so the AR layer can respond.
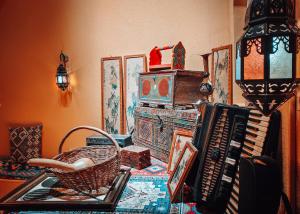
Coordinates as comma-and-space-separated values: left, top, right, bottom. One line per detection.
120, 145, 151, 170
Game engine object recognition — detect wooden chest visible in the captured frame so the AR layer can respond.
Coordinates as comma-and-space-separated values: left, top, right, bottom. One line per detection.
132, 106, 199, 162
138, 70, 208, 108
120, 145, 151, 170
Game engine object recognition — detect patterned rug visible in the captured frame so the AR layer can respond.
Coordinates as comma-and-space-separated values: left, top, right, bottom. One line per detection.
170, 202, 200, 214
120, 158, 202, 214
116, 176, 170, 213
130, 158, 167, 177
0, 158, 44, 180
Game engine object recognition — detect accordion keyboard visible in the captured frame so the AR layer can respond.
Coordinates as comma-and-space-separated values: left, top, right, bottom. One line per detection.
225, 109, 279, 214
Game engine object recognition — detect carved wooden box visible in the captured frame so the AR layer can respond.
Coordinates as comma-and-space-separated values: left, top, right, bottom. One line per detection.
132, 107, 199, 162
138, 70, 208, 108
120, 145, 151, 170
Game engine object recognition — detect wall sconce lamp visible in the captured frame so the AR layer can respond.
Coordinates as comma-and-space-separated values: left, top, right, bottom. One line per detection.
236, 0, 300, 115
56, 52, 69, 91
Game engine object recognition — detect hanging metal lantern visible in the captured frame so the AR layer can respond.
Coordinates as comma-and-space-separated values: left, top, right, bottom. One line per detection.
236, 0, 300, 115
56, 52, 69, 91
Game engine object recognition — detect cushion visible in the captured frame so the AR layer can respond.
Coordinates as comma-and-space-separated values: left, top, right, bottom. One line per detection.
0, 158, 44, 180
9, 124, 42, 163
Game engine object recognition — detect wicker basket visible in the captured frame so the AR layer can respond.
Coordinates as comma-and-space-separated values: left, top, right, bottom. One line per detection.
51, 126, 120, 194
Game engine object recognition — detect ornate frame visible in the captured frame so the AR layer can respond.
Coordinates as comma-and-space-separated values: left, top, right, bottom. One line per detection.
167, 129, 193, 174
211, 44, 233, 104
167, 142, 197, 202
101, 56, 124, 134
123, 54, 147, 133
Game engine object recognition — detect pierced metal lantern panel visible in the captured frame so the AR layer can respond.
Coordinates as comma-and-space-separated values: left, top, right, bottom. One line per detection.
243, 38, 264, 80
269, 36, 293, 79
245, 93, 295, 115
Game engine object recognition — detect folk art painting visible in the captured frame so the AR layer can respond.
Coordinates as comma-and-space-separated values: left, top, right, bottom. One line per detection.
101, 57, 123, 134
211, 45, 232, 104
168, 142, 197, 202
124, 55, 147, 133
167, 130, 193, 174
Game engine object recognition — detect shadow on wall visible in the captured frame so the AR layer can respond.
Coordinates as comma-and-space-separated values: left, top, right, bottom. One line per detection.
57, 63, 77, 107
59, 90, 72, 107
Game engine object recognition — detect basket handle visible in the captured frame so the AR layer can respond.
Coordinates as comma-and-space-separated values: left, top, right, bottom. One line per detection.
58, 126, 121, 155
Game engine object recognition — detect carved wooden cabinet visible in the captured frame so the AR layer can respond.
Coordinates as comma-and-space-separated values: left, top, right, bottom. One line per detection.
132, 106, 199, 162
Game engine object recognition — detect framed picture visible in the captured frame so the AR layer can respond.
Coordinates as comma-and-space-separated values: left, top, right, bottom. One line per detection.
167, 142, 198, 202
0, 170, 130, 212
167, 129, 193, 174
101, 57, 124, 134
211, 45, 232, 104
124, 54, 147, 133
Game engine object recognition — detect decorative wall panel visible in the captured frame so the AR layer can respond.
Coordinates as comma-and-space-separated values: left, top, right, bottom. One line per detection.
124, 55, 147, 133
101, 57, 123, 134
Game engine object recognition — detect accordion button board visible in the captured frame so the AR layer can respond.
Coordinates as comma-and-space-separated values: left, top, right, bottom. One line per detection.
194, 103, 250, 212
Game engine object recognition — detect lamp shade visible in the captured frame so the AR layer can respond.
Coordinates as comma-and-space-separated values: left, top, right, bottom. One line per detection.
236, 0, 300, 115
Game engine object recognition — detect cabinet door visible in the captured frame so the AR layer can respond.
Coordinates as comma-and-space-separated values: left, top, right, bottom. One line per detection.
139, 74, 174, 106
153, 117, 174, 162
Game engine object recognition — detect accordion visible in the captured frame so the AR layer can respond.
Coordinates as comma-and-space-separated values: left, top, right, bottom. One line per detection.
187, 102, 280, 213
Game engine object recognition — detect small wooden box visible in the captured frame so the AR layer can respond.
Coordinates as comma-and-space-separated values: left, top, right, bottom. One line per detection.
86, 134, 133, 148
120, 145, 151, 170
139, 70, 209, 108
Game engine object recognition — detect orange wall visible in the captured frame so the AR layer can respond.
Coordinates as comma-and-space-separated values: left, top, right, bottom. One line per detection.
0, 0, 233, 158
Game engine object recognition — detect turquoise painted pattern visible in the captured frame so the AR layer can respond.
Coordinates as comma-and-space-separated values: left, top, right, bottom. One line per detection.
139, 74, 173, 104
